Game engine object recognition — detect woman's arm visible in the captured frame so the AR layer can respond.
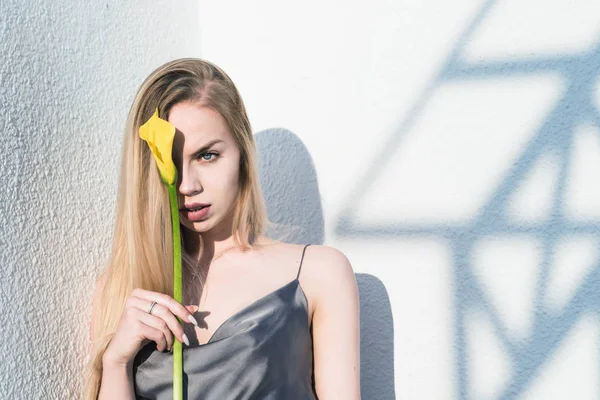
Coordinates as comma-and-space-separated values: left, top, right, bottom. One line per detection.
306, 246, 361, 399
91, 275, 136, 400
98, 359, 136, 400
90, 275, 195, 399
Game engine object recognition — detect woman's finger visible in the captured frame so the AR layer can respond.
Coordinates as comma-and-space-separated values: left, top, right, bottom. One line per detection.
128, 296, 189, 346
131, 288, 199, 327
137, 319, 170, 352
136, 309, 174, 351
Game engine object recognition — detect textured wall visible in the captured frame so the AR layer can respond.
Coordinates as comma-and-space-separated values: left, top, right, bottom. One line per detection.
2, 0, 600, 399
0, 1, 199, 398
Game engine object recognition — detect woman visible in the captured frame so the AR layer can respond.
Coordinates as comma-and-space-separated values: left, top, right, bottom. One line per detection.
83, 58, 360, 399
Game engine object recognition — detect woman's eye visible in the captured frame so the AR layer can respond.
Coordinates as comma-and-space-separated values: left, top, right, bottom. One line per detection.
198, 152, 218, 162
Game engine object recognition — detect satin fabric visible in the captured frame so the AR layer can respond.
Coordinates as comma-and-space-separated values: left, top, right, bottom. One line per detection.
133, 279, 316, 400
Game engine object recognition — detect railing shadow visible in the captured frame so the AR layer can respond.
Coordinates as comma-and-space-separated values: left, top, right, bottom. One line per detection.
334, 0, 600, 398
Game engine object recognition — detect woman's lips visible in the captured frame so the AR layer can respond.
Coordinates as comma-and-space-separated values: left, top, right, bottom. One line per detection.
181, 205, 210, 222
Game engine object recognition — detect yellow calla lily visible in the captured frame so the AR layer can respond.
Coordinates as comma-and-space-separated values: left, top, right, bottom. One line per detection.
139, 107, 184, 400
139, 108, 177, 186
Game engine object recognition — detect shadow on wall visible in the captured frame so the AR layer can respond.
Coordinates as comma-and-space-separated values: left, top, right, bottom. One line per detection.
334, 0, 600, 398
255, 128, 324, 245
356, 273, 396, 400
255, 128, 396, 399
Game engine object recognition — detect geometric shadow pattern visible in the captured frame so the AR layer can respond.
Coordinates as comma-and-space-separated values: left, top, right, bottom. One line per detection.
334, 0, 600, 398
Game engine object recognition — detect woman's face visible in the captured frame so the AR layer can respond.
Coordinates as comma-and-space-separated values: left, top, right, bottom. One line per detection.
168, 102, 241, 235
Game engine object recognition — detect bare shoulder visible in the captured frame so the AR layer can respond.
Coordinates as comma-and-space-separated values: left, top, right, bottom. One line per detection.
262, 241, 354, 280
255, 240, 357, 304
297, 244, 358, 309
302, 244, 354, 280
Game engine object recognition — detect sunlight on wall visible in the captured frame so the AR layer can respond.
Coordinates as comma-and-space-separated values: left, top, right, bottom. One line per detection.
523, 315, 599, 400
565, 124, 600, 220
356, 75, 563, 225
471, 237, 541, 340
545, 237, 598, 312
466, 309, 511, 399
464, 0, 600, 60
507, 152, 560, 222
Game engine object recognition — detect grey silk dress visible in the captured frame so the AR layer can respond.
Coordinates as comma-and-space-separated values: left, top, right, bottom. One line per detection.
133, 244, 317, 400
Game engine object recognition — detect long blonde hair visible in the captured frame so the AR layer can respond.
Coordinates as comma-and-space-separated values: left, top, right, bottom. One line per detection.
82, 58, 268, 399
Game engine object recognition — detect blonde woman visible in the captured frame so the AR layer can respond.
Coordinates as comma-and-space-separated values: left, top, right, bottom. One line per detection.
83, 58, 360, 399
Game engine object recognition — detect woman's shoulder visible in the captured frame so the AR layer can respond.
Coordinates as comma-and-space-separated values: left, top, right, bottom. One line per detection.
301, 244, 356, 294
266, 242, 356, 307
262, 241, 354, 278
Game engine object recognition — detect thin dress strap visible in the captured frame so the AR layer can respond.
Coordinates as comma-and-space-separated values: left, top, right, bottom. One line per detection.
296, 244, 311, 280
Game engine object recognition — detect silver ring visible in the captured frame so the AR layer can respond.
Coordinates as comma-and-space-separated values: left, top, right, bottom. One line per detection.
147, 301, 157, 315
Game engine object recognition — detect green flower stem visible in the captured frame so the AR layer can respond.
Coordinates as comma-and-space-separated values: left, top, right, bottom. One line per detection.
168, 184, 183, 400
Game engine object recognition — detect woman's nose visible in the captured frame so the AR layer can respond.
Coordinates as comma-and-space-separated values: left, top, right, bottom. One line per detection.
178, 165, 202, 196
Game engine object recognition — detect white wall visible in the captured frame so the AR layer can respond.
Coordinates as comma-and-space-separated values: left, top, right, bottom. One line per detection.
0, 1, 200, 398
2, 0, 600, 398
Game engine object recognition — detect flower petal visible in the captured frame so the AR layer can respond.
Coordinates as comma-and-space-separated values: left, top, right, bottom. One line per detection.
139, 108, 177, 185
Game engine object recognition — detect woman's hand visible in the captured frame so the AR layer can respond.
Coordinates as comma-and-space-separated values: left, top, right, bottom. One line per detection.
102, 288, 199, 367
